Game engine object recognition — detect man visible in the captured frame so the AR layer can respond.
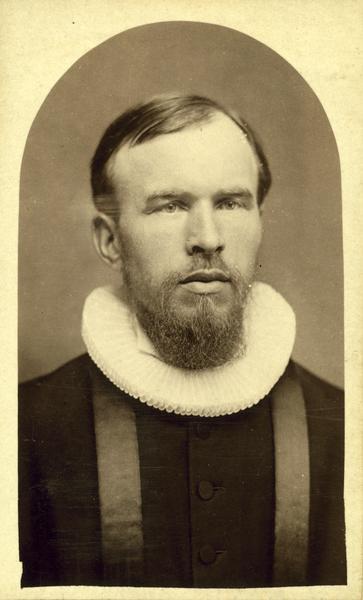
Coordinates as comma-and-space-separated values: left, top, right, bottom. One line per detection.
19, 94, 346, 588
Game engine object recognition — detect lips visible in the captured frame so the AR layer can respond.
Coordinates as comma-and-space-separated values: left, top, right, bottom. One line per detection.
181, 269, 230, 284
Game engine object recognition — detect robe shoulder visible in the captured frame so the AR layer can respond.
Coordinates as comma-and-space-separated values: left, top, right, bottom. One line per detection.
19, 355, 103, 586
293, 363, 346, 584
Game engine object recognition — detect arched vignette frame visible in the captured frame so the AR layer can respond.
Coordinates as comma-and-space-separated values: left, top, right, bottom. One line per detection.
19, 21, 343, 387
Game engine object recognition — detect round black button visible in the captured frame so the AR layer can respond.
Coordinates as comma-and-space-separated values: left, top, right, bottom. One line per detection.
199, 544, 216, 565
197, 480, 214, 500
195, 423, 211, 439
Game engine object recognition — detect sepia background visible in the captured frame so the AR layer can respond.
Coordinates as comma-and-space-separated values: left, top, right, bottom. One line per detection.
18, 21, 343, 387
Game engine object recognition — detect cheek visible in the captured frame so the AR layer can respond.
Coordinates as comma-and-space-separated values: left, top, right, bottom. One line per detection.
122, 211, 186, 252
226, 217, 262, 262
120, 232, 151, 272
119, 224, 179, 284
247, 220, 263, 253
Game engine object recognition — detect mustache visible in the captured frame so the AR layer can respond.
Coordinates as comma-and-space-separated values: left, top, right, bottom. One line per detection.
177, 255, 235, 283
158, 257, 250, 302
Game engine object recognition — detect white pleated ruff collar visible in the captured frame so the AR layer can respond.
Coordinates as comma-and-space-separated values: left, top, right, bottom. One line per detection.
82, 282, 296, 417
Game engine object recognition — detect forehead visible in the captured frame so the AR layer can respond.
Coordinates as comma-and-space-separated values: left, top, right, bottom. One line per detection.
109, 114, 259, 197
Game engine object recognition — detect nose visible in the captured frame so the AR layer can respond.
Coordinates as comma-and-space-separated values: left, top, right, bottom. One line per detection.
185, 204, 224, 255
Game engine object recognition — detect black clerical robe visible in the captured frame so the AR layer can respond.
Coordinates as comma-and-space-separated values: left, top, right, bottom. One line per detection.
18, 354, 346, 588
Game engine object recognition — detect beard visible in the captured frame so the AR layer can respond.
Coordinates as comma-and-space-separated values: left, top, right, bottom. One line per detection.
122, 255, 254, 370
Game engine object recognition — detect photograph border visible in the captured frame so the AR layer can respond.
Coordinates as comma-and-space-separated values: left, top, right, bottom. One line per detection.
1, 2, 362, 599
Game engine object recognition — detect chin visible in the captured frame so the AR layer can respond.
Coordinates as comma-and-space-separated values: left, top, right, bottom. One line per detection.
134, 282, 248, 370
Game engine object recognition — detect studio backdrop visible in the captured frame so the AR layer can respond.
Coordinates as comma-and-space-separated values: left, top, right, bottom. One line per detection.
19, 21, 343, 387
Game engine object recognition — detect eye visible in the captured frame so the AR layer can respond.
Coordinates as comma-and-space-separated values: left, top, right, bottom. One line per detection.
160, 202, 184, 213
163, 202, 177, 213
217, 198, 241, 210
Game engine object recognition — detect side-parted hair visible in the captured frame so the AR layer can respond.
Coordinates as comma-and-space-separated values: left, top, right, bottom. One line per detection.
90, 94, 271, 219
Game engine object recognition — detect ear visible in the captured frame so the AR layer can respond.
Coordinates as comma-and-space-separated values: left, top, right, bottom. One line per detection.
92, 213, 123, 271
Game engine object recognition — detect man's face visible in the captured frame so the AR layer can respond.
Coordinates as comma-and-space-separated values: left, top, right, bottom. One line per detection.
109, 113, 263, 368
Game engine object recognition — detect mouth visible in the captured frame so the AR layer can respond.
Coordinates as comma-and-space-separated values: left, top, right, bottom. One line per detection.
181, 269, 230, 284
179, 270, 231, 295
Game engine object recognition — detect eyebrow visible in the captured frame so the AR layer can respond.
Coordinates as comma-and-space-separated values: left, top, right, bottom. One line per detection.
145, 187, 254, 206
145, 190, 187, 205
214, 187, 253, 200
